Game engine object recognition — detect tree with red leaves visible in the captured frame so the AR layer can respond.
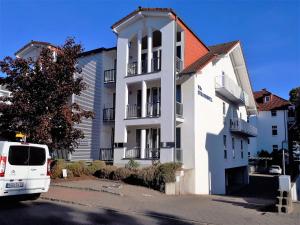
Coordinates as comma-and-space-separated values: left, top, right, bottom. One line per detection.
0, 38, 93, 153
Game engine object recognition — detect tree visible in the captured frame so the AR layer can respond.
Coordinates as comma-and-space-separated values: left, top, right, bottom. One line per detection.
289, 87, 300, 142
0, 38, 93, 153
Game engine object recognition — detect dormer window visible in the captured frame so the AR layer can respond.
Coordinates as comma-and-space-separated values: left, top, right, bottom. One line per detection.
264, 96, 270, 103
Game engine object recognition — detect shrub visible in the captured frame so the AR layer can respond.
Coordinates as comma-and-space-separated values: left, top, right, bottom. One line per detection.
154, 163, 182, 191
111, 167, 132, 180
95, 165, 117, 179
66, 161, 85, 177
126, 159, 140, 169
50, 159, 66, 179
86, 160, 106, 175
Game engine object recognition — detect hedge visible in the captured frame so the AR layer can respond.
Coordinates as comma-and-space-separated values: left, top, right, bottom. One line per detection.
50, 159, 182, 192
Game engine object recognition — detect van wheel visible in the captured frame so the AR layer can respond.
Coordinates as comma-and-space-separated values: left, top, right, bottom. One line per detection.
28, 193, 41, 200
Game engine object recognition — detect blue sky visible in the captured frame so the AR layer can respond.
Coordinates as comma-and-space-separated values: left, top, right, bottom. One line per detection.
0, 0, 299, 99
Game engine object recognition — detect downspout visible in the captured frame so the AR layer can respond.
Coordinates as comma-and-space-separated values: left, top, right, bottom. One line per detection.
174, 15, 178, 163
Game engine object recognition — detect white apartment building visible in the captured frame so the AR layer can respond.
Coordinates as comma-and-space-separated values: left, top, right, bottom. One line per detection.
13, 7, 258, 194
249, 89, 293, 156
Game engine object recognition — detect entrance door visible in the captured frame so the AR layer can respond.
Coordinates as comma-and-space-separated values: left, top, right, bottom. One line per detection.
141, 53, 147, 73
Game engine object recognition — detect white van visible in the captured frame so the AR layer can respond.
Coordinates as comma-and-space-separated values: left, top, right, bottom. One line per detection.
0, 141, 51, 200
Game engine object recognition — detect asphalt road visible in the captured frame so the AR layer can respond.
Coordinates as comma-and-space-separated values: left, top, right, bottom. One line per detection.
0, 199, 201, 225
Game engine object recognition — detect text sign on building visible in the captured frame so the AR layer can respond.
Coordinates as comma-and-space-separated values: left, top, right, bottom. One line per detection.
198, 85, 212, 102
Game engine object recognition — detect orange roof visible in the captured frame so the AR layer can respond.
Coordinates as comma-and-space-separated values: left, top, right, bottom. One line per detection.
254, 89, 291, 111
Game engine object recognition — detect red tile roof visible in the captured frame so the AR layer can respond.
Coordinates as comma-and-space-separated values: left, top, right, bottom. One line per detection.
180, 40, 239, 74
254, 89, 291, 111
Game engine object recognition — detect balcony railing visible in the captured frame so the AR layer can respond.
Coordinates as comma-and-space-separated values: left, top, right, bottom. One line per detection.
152, 57, 161, 72
127, 57, 161, 76
215, 74, 249, 106
175, 148, 183, 163
126, 104, 141, 118
99, 148, 114, 161
176, 102, 183, 117
125, 147, 141, 159
128, 62, 138, 76
176, 57, 183, 73
104, 69, 116, 83
147, 102, 161, 117
230, 118, 257, 137
103, 108, 115, 122
145, 148, 160, 159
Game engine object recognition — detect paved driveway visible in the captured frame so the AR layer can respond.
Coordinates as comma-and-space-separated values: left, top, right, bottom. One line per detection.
41, 178, 300, 225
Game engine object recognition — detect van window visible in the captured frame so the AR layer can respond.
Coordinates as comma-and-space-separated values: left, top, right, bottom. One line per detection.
8, 146, 29, 165
29, 147, 46, 165
8, 146, 46, 166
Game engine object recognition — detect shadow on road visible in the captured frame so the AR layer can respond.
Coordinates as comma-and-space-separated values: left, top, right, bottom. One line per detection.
0, 200, 198, 225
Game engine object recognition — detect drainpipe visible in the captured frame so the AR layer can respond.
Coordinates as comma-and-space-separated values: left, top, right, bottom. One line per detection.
174, 15, 178, 163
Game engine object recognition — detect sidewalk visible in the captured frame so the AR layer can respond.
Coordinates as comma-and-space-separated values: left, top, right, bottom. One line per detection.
43, 179, 300, 225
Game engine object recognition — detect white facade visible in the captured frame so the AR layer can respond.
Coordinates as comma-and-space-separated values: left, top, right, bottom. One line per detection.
249, 97, 290, 156
13, 8, 259, 195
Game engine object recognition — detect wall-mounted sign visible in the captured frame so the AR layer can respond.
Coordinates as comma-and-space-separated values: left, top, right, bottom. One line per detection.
198, 85, 212, 102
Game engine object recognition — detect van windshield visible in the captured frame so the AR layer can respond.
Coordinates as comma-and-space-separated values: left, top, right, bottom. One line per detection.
8, 146, 46, 166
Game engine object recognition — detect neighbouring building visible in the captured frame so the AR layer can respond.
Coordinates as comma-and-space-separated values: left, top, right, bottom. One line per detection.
13, 7, 258, 195
249, 88, 294, 156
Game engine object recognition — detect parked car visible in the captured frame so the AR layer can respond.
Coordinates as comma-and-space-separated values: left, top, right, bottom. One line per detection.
269, 165, 282, 175
0, 141, 51, 200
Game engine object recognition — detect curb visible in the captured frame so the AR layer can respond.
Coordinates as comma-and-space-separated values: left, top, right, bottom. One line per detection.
41, 196, 212, 225
50, 184, 124, 196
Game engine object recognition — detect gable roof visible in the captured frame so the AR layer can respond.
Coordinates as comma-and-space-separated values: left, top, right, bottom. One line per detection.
254, 88, 291, 111
15, 41, 57, 56
180, 40, 239, 75
111, 7, 210, 52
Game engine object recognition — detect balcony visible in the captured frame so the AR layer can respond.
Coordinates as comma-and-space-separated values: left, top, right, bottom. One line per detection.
176, 57, 183, 73
99, 148, 114, 161
103, 108, 115, 122
127, 57, 161, 76
124, 147, 160, 160
230, 118, 257, 137
126, 104, 142, 118
104, 69, 116, 84
176, 102, 183, 117
126, 102, 161, 119
147, 102, 161, 117
215, 74, 249, 106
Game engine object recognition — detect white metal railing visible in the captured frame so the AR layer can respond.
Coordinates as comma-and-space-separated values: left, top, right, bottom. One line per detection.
215, 74, 248, 105
230, 118, 257, 137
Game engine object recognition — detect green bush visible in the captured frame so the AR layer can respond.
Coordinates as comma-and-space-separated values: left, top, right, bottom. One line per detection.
66, 161, 85, 177
126, 159, 140, 169
154, 163, 182, 191
86, 160, 106, 175
50, 159, 66, 179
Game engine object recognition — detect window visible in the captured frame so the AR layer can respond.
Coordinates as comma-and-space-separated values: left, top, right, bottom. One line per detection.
8, 146, 29, 166
265, 96, 270, 103
273, 145, 279, 152
8, 146, 46, 166
241, 140, 244, 159
223, 135, 227, 159
176, 128, 181, 148
223, 135, 227, 148
271, 110, 277, 117
176, 46, 181, 59
272, 126, 278, 135
223, 102, 226, 115
232, 137, 235, 159
29, 147, 46, 166
176, 85, 182, 103
247, 138, 250, 144
176, 32, 181, 42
